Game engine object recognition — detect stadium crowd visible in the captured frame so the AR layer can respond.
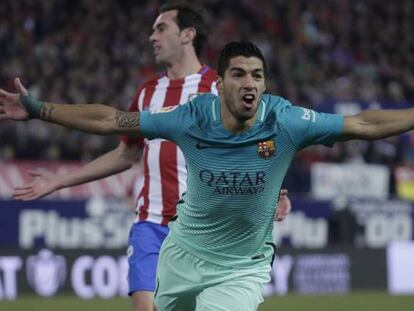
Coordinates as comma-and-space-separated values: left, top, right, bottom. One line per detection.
1, 0, 414, 193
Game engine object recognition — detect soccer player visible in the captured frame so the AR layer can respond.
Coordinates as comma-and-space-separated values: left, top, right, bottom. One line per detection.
2, 41, 376, 310
8, 4, 291, 311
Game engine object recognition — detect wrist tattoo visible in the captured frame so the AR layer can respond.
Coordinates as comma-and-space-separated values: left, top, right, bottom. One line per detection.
115, 111, 139, 128
40, 104, 55, 121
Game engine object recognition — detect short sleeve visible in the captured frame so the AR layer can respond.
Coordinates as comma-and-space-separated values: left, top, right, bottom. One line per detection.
282, 103, 344, 148
139, 104, 192, 142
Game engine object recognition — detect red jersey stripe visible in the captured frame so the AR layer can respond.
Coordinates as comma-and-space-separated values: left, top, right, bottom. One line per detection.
136, 80, 159, 220
138, 146, 150, 221
197, 67, 217, 93
160, 79, 184, 224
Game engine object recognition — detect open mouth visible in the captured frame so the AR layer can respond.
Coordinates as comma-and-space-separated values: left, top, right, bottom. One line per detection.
241, 94, 255, 109
153, 46, 161, 55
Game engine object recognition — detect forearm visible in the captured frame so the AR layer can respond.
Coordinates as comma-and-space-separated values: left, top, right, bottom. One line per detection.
21, 95, 140, 136
42, 102, 141, 136
343, 108, 414, 140
57, 143, 139, 189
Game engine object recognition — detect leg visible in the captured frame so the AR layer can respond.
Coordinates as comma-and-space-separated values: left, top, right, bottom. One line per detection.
127, 222, 169, 311
131, 291, 155, 311
154, 237, 198, 311
196, 266, 270, 311
155, 237, 270, 311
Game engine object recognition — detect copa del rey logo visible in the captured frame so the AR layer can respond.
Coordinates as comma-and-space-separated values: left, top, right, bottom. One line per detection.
26, 249, 66, 297
257, 140, 276, 159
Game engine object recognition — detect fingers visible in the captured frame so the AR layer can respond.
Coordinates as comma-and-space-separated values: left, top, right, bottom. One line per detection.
13, 185, 33, 192
13, 189, 37, 201
14, 77, 29, 96
14, 193, 41, 201
0, 88, 14, 98
13, 185, 44, 201
280, 188, 288, 196
275, 210, 284, 221
0, 106, 8, 120
275, 191, 292, 222
275, 210, 288, 222
28, 169, 46, 177
13, 185, 34, 196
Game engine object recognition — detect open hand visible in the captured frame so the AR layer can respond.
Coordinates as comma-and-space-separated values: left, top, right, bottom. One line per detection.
0, 78, 30, 121
13, 169, 60, 201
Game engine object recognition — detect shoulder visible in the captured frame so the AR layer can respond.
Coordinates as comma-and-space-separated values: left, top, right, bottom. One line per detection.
193, 92, 217, 102
187, 93, 217, 110
140, 76, 162, 90
135, 74, 167, 94
128, 76, 166, 111
130, 77, 161, 99
195, 65, 217, 94
182, 93, 218, 122
262, 94, 293, 115
262, 94, 311, 128
200, 65, 217, 80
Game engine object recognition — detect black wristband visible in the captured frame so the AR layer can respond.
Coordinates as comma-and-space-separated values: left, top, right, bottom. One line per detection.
19, 95, 44, 119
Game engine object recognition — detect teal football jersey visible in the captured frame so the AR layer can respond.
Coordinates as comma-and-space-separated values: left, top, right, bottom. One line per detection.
140, 93, 343, 267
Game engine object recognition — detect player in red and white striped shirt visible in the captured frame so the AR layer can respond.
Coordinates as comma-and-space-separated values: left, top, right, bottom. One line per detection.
13, 3, 291, 311
122, 65, 217, 226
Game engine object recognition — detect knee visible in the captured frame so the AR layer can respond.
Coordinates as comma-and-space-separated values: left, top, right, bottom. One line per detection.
133, 301, 155, 311
132, 292, 155, 311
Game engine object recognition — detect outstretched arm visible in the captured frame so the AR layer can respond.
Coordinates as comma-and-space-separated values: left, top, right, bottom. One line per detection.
341, 109, 414, 141
13, 141, 141, 200
0, 78, 141, 137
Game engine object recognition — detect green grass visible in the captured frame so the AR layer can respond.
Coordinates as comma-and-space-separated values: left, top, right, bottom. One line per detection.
259, 292, 414, 311
0, 295, 131, 311
1, 291, 414, 311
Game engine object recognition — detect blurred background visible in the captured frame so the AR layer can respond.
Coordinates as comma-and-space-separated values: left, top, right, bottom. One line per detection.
1, 0, 414, 309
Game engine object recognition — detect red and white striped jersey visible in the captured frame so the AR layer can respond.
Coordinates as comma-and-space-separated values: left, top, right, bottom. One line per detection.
122, 65, 217, 225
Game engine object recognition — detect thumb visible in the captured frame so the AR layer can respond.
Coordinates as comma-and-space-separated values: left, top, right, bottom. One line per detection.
28, 169, 44, 177
14, 77, 29, 96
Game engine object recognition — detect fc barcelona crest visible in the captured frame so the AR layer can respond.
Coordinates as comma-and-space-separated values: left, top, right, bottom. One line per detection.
257, 140, 276, 159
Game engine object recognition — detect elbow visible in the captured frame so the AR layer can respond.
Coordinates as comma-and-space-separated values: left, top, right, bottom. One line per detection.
120, 156, 135, 168
115, 143, 139, 168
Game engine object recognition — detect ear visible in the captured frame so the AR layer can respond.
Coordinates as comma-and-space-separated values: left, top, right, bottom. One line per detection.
260, 80, 267, 94
181, 27, 196, 45
216, 75, 223, 94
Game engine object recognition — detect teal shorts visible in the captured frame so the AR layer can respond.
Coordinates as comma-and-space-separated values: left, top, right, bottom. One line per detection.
154, 236, 271, 311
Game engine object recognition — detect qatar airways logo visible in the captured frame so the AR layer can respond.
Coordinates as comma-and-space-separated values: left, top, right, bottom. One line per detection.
199, 170, 266, 195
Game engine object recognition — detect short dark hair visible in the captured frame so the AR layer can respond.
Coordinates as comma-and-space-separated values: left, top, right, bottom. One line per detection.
159, 2, 208, 57
217, 42, 268, 78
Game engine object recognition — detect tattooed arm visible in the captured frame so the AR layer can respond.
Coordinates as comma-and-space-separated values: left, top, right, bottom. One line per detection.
38, 102, 141, 136
0, 78, 141, 136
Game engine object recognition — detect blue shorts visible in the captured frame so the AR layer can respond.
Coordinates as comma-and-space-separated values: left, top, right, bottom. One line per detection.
127, 221, 169, 295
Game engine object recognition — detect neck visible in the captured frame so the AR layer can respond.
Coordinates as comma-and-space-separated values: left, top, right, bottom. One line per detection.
166, 49, 202, 80
220, 97, 258, 134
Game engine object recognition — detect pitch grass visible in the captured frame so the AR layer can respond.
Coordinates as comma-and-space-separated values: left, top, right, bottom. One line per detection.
1, 291, 414, 311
